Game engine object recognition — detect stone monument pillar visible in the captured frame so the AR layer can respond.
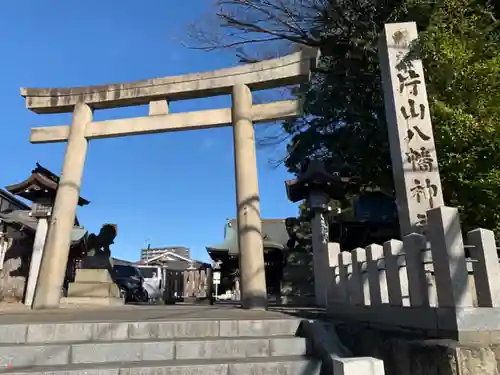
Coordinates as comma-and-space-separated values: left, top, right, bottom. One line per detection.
379, 22, 444, 236
232, 84, 267, 310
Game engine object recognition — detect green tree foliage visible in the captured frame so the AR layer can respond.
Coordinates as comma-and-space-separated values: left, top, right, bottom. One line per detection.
417, 0, 500, 231
285, 0, 500, 232
190, 0, 500, 233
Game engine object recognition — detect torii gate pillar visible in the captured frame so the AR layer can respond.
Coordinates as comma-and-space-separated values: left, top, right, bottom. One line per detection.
32, 103, 92, 309
232, 84, 267, 310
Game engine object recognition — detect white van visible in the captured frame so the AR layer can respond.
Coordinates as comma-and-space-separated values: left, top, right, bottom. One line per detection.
136, 265, 163, 302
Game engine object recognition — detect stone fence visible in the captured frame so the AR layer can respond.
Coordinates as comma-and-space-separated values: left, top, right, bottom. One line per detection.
325, 206, 500, 343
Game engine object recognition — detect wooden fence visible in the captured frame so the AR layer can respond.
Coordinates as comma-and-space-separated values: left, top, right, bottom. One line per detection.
163, 268, 213, 304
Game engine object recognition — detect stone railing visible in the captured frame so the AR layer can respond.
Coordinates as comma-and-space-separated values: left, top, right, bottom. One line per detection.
325, 206, 500, 342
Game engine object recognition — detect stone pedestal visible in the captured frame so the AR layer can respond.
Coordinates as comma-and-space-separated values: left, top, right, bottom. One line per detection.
280, 250, 316, 306
62, 268, 123, 306
80, 253, 112, 270
311, 212, 338, 307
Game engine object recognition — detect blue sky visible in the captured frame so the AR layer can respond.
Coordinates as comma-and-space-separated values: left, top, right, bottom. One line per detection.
0, 1, 300, 263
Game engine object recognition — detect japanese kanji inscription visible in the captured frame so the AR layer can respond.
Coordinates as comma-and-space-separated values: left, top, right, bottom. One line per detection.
379, 22, 444, 236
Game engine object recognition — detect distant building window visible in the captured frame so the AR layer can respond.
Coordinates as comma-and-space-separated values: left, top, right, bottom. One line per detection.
113, 265, 141, 278
137, 267, 156, 278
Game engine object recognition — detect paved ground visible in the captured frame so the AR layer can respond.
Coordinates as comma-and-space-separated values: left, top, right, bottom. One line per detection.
0, 302, 327, 324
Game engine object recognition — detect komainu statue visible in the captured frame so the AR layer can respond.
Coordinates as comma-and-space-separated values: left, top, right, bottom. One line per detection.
81, 224, 117, 270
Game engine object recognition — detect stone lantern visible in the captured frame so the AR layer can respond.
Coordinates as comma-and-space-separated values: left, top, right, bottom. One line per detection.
285, 160, 358, 306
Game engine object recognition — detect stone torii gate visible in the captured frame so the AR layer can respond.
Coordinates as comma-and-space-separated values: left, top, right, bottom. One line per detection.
21, 47, 319, 310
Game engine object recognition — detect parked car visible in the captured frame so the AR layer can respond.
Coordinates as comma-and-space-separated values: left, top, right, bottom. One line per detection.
136, 265, 163, 302
111, 264, 148, 303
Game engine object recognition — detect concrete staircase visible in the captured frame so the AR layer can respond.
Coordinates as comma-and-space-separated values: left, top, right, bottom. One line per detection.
0, 317, 321, 375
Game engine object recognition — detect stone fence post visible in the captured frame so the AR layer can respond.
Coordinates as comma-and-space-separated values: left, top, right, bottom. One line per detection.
467, 228, 500, 307
351, 248, 367, 305
326, 242, 341, 304
333, 357, 385, 375
383, 239, 406, 306
403, 233, 429, 306
337, 252, 352, 304
366, 244, 388, 305
427, 206, 473, 307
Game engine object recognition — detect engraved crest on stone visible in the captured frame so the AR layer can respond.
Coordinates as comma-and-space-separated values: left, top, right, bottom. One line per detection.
392, 29, 409, 47
320, 214, 329, 244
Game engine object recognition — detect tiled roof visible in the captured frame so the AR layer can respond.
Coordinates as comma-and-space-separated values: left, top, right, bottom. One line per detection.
5, 163, 90, 206
0, 209, 87, 243
0, 189, 30, 211
206, 219, 289, 254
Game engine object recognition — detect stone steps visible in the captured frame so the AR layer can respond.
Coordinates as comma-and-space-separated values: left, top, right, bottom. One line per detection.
4, 356, 321, 375
0, 336, 308, 366
0, 318, 317, 375
0, 317, 303, 343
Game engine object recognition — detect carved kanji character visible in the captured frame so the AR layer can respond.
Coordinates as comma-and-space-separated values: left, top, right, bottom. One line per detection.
397, 69, 422, 95
406, 126, 431, 142
401, 99, 426, 120
406, 147, 434, 172
410, 178, 439, 208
